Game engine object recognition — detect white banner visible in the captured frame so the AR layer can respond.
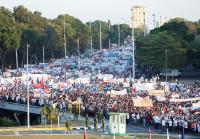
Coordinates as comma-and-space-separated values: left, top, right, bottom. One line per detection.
109, 89, 127, 95
170, 97, 200, 102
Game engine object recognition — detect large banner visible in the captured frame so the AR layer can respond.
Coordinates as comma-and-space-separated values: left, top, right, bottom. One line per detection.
133, 83, 155, 91
132, 97, 153, 107
76, 77, 90, 84
149, 90, 165, 96
107, 89, 127, 96
170, 97, 200, 102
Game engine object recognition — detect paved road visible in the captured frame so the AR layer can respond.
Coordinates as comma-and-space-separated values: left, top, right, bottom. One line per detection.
0, 125, 199, 139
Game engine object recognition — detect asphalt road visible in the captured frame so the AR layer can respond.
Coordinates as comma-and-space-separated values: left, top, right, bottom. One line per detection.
0, 125, 199, 139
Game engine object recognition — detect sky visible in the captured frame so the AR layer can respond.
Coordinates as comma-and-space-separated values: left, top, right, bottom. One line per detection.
1, 0, 200, 28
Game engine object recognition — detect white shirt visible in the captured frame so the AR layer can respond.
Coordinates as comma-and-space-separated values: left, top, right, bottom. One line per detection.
184, 121, 188, 128
162, 119, 166, 126
169, 120, 172, 126
174, 120, 177, 126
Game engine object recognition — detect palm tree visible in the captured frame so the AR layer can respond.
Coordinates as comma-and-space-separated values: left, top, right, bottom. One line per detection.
41, 105, 59, 125
41, 105, 50, 125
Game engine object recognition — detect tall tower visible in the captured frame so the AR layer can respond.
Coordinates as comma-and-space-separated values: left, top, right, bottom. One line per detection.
131, 6, 147, 30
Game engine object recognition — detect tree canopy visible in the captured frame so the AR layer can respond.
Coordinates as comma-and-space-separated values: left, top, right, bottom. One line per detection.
0, 6, 132, 70
136, 18, 200, 70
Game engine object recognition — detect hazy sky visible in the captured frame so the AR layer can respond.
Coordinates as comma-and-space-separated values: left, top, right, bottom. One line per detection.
1, 0, 200, 27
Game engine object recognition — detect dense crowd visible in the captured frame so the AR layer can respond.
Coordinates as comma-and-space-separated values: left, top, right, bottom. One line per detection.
0, 79, 200, 133
0, 46, 200, 134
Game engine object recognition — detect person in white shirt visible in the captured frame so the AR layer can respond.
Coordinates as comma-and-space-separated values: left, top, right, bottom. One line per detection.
131, 113, 135, 125
173, 118, 178, 131
161, 118, 166, 131
168, 119, 172, 131
184, 120, 188, 133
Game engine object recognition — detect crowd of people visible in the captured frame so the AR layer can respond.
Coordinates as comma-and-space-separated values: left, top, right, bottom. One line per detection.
0, 46, 200, 134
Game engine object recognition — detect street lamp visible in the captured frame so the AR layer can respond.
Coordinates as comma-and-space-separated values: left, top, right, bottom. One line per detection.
143, 12, 146, 37
153, 14, 156, 29
64, 19, 67, 58
118, 23, 120, 47
90, 21, 93, 50
99, 20, 102, 50
131, 13, 135, 80
26, 43, 30, 128
108, 20, 111, 49
165, 50, 168, 82
42, 45, 45, 63
13, 16, 19, 69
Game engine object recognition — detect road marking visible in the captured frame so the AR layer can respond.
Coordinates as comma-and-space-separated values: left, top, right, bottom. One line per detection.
14, 131, 19, 135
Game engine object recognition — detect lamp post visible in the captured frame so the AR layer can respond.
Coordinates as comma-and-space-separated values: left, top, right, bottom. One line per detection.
153, 14, 156, 29
131, 14, 135, 80
143, 12, 146, 37
118, 23, 120, 47
77, 37, 80, 65
90, 21, 93, 50
108, 20, 111, 49
42, 45, 44, 63
64, 20, 67, 58
160, 16, 162, 27
15, 49, 18, 69
99, 21, 102, 50
13, 16, 19, 69
26, 43, 30, 128
165, 50, 168, 82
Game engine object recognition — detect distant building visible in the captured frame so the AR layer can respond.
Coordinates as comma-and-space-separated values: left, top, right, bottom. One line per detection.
131, 6, 147, 30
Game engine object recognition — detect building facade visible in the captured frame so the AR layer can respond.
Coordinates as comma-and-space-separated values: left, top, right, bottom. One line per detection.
131, 6, 147, 29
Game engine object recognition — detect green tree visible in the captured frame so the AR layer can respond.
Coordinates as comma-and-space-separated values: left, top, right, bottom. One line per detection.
0, 7, 21, 70
136, 31, 187, 69
187, 36, 200, 68
41, 105, 59, 124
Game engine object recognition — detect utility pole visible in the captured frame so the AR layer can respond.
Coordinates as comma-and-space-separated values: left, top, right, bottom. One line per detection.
143, 12, 146, 37
90, 21, 93, 50
118, 23, 120, 47
26, 43, 30, 128
159, 16, 162, 27
108, 20, 111, 49
153, 14, 156, 29
165, 50, 168, 82
13, 16, 18, 69
132, 15, 135, 80
42, 45, 44, 63
15, 49, 18, 69
64, 20, 67, 58
99, 21, 102, 50
77, 37, 80, 65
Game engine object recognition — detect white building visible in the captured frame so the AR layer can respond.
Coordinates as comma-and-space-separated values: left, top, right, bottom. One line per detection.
131, 6, 147, 30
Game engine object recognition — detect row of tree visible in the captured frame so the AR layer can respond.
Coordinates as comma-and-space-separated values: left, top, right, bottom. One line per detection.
136, 18, 200, 70
0, 6, 133, 71
1, 6, 200, 71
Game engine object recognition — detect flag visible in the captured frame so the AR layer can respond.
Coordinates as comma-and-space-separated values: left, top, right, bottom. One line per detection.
181, 126, 184, 139
167, 128, 169, 139
148, 128, 151, 139
84, 128, 87, 139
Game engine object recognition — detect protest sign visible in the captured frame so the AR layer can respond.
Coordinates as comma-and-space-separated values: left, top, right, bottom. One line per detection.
132, 97, 153, 107
149, 90, 165, 96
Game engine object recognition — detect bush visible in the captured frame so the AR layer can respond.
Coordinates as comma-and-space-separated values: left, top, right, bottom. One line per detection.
0, 117, 18, 127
